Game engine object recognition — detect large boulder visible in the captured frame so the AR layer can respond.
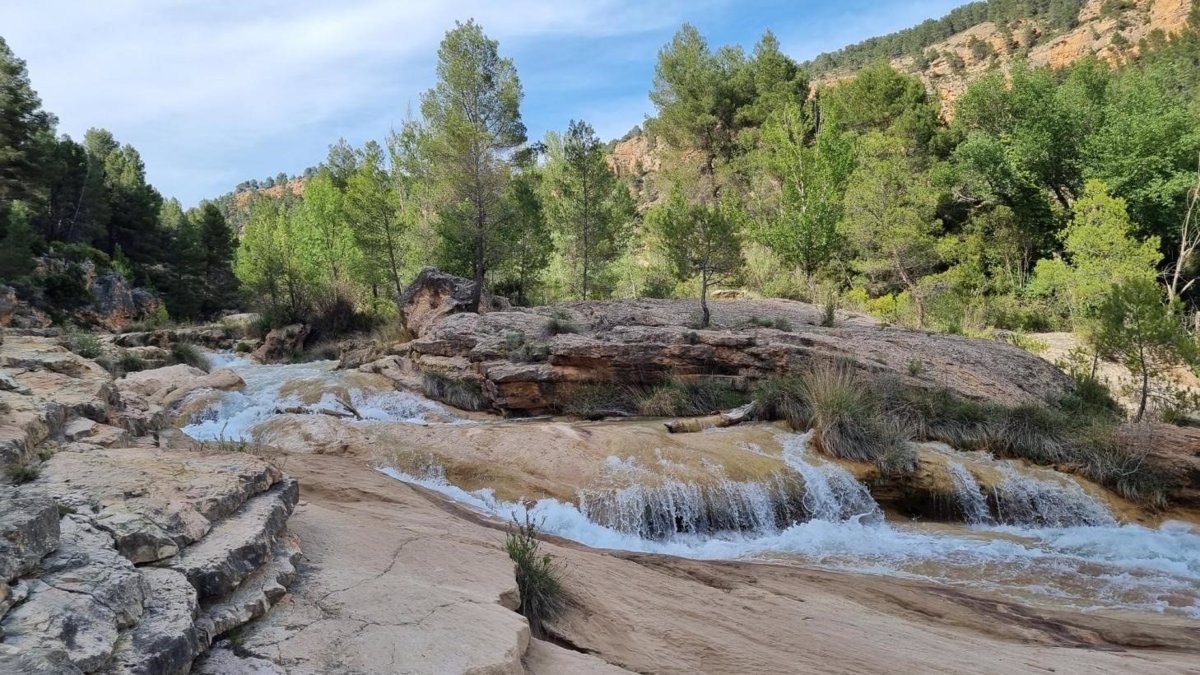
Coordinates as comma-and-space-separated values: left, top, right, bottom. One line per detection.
398, 267, 509, 338
252, 324, 309, 364
80, 272, 164, 332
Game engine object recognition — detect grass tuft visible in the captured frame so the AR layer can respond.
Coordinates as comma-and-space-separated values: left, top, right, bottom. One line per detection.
637, 377, 745, 417
802, 363, 911, 462
505, 514, 565, 638
118, 352, 147, 374
169, 342, 210, 371
752, 374, 811, 430
422, 371, 487, 411
63, 332, 103, 359
6, 461, 40, 484
561, 383, 641, 419
503, 331, 551, 363
543, 309, 579, 336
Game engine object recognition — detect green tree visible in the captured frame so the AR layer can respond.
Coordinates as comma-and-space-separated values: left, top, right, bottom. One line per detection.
84, 129, 164, 270
755, 102, 855, 293
1029, 180, 1162, 322
345, 141, 410, 309
196, 202, 239, 315
1092, 278, 1198, 421
0, 201, 37, 282
497, 167, 552, 305
652, 187, 743, 328
840, 133, 942, 327
820, 62, 939, 153
0, 37, 55, 203
421, 20, 526, 311
547, 120, 634, 300
648, 24, 749, 200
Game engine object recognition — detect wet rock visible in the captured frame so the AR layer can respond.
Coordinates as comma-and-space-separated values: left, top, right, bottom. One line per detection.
252, 324, 309, 364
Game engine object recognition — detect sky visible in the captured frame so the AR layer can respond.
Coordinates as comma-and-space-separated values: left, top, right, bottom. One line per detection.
0, 0, 965, 205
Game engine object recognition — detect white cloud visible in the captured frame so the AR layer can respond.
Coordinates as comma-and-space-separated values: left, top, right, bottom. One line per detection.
0, 0, 955, 204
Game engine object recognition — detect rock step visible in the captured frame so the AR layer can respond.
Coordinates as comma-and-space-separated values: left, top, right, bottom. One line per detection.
164, 478, 298, 600
101, 567, 200, 675
0, 491, 60, 583
196, 533, 301, 646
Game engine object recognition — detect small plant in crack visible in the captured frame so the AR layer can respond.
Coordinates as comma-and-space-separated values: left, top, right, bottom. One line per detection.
504, 513, 565, 638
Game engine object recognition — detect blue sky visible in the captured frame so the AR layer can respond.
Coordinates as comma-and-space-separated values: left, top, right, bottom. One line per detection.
0, 0, 964, 205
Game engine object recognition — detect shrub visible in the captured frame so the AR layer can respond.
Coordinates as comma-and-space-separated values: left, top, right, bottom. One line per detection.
802, 364, 911, 462
747, 316, 793, 332
63, 332, 103, 359
543, 309, 579, 336
753, 374, 811, 430
309, 290, 377, 343
505, 515, 565, 638
682, 330, 700, 345
6, 461, 39, 484
906, 359, 925, 377
1057, 371, 1121, 421
820, 292, 838, 328
169, 343, 210, 371
503, 331, 550, 363
235, 341, 253, 354
875, 434, 919, 477
118, 352, 147, 374
637, 377, 745, 417
422, 371, 486, 411
560, 383, 641, 419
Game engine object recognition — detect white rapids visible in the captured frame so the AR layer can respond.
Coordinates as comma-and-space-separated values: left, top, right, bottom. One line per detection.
181, 353, 1200, 621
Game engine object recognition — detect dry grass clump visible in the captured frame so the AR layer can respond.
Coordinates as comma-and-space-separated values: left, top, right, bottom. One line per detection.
422, 371, 487, 411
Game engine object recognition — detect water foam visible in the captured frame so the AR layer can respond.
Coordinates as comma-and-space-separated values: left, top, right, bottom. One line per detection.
181, 353, 454, 441
946, 462, 993, 525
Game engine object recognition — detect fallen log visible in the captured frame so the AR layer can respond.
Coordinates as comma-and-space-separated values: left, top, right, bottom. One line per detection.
665, 402, 757, 433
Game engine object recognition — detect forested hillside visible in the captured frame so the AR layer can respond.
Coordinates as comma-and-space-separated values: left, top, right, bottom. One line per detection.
1, 1, 1198, 420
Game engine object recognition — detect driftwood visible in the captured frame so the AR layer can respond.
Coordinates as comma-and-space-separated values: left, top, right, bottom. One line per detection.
664, 403, 757, 433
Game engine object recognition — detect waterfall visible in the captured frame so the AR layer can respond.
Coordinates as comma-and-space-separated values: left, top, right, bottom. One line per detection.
946, 462, 993, 525
577, 474, 804, 539
779, 432, 882, 523
991, 464, 1116, 527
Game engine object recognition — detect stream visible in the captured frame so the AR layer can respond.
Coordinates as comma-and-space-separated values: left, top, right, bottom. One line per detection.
182, 353, 1200, 621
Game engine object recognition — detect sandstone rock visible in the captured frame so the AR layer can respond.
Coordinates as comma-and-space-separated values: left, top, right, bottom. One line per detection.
253, 324, 309, 363
13, 369, 118, 422
101, 568, 200, 675
117, 364, 207, 399
195, 534, 301, 645
396, 273, 1070, 415
0, 371, 30, 395
1115, 423, 1200, 506
82, 272, 164, 332
33, 447, 283, 563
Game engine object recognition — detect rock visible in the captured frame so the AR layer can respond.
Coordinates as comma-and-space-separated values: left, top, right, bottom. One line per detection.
195, 534, 301, 645
13, 369, 118, 422
0, 644, 83, 674
252, 324, 309, 364
158, 368, 244, 410
0, 371, 30, 395
83, 272, 165, 332
398, 266, 509, 338
32, 447, 283, 563
396, 276, 1071, 415
0, 284, 51, 329
62, 418, 131, 447
101, 568, 201, 675
166, 478, 298, 600
111, 326, 240, 351
0, 491, 60, 584
193, 643, 287, 675
0, 286, 17, 326
0, 516, 147, 672
1115, 423, 1200, 506
117, 364, 207, 400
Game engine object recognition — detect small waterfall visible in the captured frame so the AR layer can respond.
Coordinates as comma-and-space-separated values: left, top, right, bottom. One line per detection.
946, 462, 992, 525
991, 464, 1116, 527
578, 475, 803, 539
779, 432, 882, 523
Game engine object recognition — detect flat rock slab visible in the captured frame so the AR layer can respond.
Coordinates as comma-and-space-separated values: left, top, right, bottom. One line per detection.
32, 447, 283, 563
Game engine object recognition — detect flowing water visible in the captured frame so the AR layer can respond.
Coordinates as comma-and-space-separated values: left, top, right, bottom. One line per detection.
182, 353, 455, 441
182, 353, 1200, 621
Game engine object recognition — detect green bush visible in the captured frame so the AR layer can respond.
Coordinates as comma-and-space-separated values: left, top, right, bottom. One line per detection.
543, 309, 579, 336
802, 364, 912, 462
560, 383, 641, 419
118, 352, 147, 374
63, 332, 103, 359
6, 461, 39, 484
752, 374, 811, 430
503, 331, 550, 363
504, 515, 565, 638
747, 316, 793, 332
422, 371, 487, 411
169, 342, 210, 371
235, 341, 253, 354
637, 377, 745, 417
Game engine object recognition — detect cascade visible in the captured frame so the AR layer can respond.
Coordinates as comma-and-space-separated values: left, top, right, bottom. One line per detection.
990, 464, 1116, 527
946, 462, 993, 525
778, 432, 882, 523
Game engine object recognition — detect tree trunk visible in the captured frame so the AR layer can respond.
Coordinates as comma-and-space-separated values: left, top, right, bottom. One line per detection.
700, 271, 711, 328
1135, 345, 1149, 423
